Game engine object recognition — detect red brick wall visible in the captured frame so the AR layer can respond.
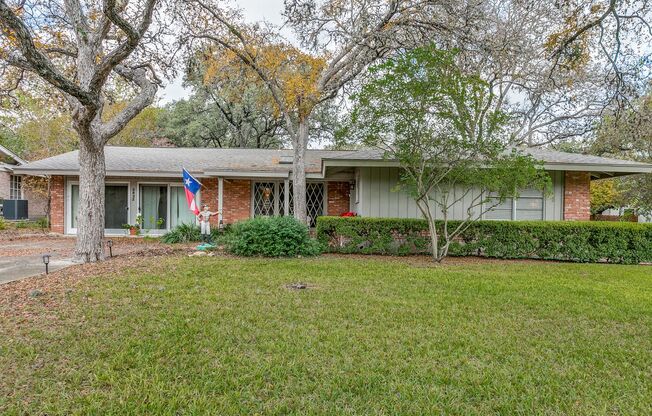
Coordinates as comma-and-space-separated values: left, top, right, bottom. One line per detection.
200, 178, 219, 226
222, 179, 251, 224
564, 171, 591, 221
50, 176, 65, 233
327, 181, 351, 216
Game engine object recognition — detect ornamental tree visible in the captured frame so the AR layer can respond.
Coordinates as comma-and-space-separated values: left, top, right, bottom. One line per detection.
345, 46, 551, 262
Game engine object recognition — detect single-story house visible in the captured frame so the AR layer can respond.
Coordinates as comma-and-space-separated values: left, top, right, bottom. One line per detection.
0, 144, 48, 219
11, 146, 652, 235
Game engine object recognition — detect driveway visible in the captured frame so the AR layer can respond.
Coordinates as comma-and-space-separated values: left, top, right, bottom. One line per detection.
0, 234, 158, 284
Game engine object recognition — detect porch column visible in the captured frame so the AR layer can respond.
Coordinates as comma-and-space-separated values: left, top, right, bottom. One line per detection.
563, 171, 591, 221
218, 176, 224, 226
284, 179, 290, 216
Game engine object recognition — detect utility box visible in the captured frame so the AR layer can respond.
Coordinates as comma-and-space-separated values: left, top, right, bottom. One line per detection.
3, 199, 28, 220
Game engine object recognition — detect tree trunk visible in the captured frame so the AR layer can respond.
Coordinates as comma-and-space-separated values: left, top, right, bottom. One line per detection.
292, 118, 308, 225
416, 198, 441, 262
74, 138, 106, 262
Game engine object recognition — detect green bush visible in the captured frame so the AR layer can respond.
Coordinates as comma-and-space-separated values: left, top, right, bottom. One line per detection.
162, 223, 202, 243
36, 217, 49, 229
0, 216, 5, 231
162, 222, 228, 244
225, 216, 322, 257
317, 216, 652, 264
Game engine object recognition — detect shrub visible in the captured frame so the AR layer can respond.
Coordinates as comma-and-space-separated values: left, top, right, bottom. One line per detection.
162, 223, 202, 243
0, 216, 5, 231
317, 216, 652, 264
36, 217, 49, 229
225, 216, 322, 257
162, 223, 228, 244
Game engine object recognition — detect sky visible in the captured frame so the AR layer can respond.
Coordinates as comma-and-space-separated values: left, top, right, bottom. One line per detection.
158, 0, 286, 104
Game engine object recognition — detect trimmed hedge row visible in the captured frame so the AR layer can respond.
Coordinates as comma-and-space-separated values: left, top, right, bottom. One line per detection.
316, 216, 652, 264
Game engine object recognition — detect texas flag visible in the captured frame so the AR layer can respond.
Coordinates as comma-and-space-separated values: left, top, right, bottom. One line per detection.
182, 168, 202, 215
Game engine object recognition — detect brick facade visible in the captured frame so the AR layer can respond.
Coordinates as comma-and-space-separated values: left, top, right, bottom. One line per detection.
327, 181, 351, 216
200, 178, 220, 226
563, 171, 591, 221
50, 176, 65, 233
221, 179, 251, 224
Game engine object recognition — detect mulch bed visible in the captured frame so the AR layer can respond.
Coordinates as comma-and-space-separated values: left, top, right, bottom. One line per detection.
0, 234, 158, 257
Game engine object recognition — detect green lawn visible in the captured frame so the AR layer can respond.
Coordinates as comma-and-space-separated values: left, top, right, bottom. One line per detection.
1, 256, 651, 415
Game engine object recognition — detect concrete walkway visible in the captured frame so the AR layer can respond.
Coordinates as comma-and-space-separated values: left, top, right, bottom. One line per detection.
0, 255, 75, 284
0, 235, 160, 285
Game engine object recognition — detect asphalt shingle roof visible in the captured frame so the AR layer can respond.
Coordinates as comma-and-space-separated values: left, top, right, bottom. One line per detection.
14, 147, 354, 175
324, 147, 652, 167
12, 146, 652, 176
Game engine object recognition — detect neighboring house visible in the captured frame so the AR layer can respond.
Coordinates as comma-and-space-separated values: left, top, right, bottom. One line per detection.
0, 144, 48, 220
11, 146, 652, 235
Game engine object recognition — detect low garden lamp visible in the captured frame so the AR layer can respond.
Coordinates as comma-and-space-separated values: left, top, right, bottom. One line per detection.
42, 254, 51, 275
106, 240, 113, 257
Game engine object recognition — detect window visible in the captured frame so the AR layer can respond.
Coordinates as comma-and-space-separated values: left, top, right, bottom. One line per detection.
139, 185, 168, 230
485, 189, 544, 221
485, 197, 513, 220
70, 184, 129, 230
252, 181, 325, 226
515, 189, 544, 220
253, 182, 278, 217
9, 175, 22, 200
306, 183, 325, 227
170, 186, 197, 228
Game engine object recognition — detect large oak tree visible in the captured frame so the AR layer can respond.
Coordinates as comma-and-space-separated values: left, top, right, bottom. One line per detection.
0, 0, 175, 261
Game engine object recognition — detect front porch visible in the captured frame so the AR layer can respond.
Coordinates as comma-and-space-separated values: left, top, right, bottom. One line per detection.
49, 175, 353, 235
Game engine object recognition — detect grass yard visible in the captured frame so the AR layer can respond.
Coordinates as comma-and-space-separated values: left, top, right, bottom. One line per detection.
1, 255, 651, 415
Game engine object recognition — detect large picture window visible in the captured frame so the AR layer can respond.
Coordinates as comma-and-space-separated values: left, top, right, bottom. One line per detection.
70, 184, 128, 230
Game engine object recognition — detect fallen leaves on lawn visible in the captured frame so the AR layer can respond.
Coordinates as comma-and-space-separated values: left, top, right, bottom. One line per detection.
0, 244, 193, 326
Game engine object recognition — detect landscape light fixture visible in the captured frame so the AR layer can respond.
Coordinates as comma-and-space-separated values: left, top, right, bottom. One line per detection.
42, 254, 51, 275
106, 240, 113, 257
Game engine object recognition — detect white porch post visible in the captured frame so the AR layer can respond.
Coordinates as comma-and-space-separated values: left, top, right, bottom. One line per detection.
284, 179, 290, 216
218, 177, 224, 226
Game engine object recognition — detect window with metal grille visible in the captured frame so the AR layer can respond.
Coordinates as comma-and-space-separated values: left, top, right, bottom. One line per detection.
306, 183, 324, 227
253, 182, 278, 217
252, 181, 324, 225
9, 175, 22, 200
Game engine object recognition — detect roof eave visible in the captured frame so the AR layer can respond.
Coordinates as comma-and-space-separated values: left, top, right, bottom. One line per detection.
0, 144, 28, 165
324, 158, 652, 174
542, 162, 652, 174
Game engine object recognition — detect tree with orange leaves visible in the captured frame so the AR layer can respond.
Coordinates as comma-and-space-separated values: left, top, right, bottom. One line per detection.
180, 0, 449, 224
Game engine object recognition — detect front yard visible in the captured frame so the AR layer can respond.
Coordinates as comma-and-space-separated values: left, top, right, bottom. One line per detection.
1, 255, 651, 414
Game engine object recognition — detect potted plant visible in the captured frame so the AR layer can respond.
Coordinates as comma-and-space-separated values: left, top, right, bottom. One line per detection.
123, 215, 143, 236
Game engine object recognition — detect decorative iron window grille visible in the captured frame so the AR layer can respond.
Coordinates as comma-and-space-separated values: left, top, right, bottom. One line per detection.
306, 183, 324, 227
252, 181, 324, 226
253, 182, 277, 217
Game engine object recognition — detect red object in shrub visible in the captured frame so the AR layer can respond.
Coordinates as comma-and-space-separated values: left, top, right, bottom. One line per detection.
340, 211, 357, 217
